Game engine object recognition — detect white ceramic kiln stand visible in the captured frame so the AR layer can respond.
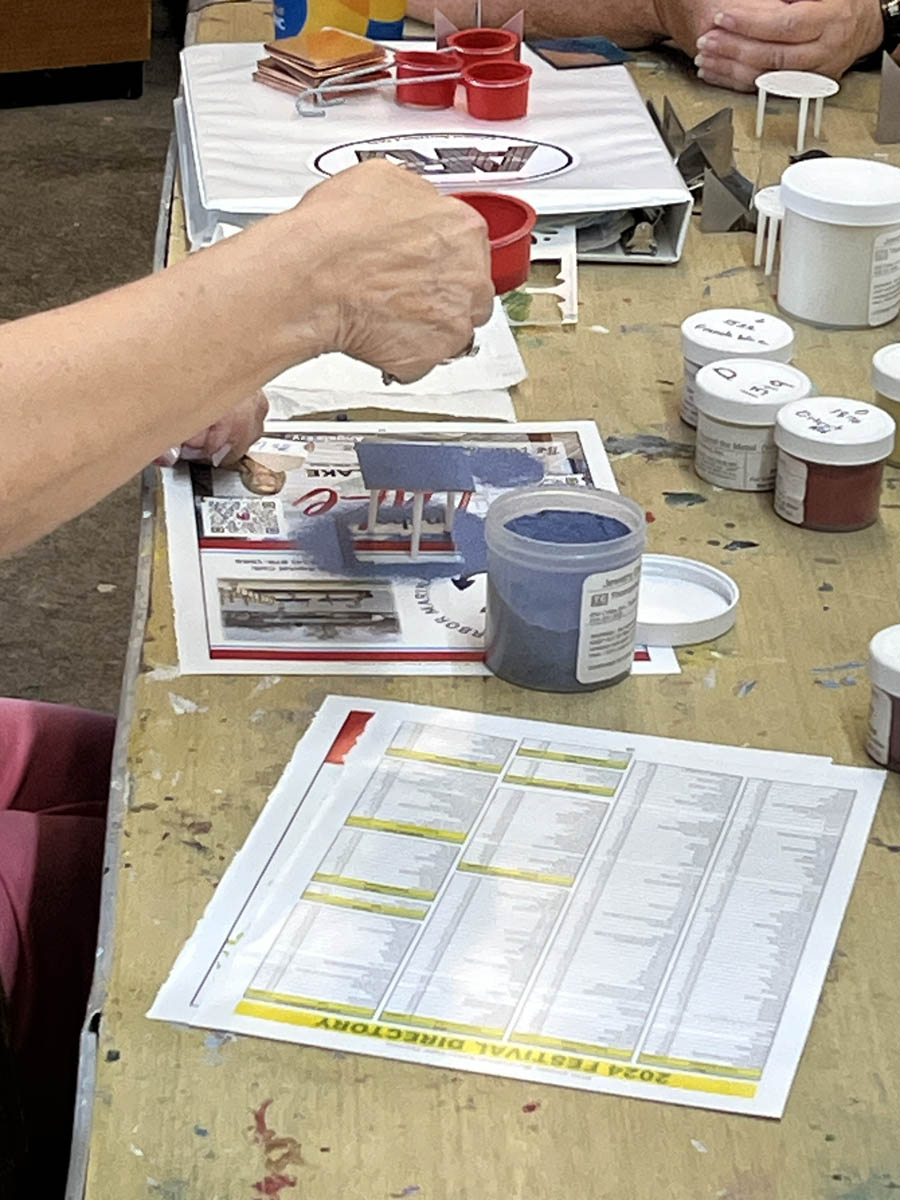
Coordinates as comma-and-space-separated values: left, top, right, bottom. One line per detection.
754, 70, 840, 155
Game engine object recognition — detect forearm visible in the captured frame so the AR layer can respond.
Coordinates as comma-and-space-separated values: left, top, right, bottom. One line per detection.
0, 211, 322, 555
406, 0, 666, 45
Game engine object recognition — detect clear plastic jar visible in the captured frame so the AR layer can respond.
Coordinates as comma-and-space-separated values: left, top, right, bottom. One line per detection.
484, 486, 645, 691
774, 398, 896, 532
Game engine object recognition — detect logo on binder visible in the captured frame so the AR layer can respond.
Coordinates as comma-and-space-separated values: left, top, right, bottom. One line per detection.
312, 132, 576, 186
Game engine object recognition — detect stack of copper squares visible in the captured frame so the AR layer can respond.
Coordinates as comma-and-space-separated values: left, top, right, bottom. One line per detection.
253, 28, 391, 96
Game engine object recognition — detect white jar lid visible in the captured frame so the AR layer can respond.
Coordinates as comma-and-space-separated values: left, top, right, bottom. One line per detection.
695, 359, 813, 425
869, 624, 900, 695
781, 157, 900, 228
872, 344, 900, 402
681, 309, 795, 367
636, 554, 739, 647
774, 397, 896, 466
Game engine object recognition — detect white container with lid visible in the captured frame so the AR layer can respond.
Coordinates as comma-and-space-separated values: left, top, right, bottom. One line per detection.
872, 343, 900, 467
773, 397, 896, 532
867, 624, 900, 769
778, 157, 900, 328
680, 308, 795, 427
694, 358, 814, 491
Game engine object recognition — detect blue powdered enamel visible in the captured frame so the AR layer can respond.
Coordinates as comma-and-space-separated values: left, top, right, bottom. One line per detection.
486, 504, 640, 693
505, 509, 630, 544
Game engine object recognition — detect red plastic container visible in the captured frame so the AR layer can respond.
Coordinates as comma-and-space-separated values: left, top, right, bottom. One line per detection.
463, 60, 532, 120
394, 49, 462, 108
451, 191, 537, 294
446, 26, 520, 67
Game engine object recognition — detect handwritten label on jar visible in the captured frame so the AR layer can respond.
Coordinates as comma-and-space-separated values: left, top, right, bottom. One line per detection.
706, 363, 801, 402
870, 229, 900, 326
774, 450, 807, 524
787, 403, 876, 438
576, 561, 641, 685
692, 315, 780, 350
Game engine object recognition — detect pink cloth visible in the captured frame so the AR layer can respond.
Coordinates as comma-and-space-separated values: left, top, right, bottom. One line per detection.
0, 698, 113, 1190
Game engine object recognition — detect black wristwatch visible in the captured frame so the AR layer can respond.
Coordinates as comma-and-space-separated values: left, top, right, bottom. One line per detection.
882, 0, 900, 54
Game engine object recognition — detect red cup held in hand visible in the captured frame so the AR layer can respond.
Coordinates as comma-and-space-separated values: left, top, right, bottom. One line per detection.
451, 191, 536, 294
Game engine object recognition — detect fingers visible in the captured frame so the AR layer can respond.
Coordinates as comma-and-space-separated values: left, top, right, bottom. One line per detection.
166, 392, 269, 469
696, 30, 825, 76
696, 56, 763, 90
712, 1, 825, 43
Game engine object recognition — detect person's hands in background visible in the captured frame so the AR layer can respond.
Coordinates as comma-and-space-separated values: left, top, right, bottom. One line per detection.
156, 391, 269, 467
285, 159, 495, 385
651, 0, 735, 59
693, 0, 884, 90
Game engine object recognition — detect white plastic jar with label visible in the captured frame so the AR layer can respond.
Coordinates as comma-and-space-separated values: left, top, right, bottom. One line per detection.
773, 398, 896, 532
778, 157, 900, 328
694, 359, 814, 491
680, 308, 795, 427
867, 625, 900, 771
873, 343, 900, 467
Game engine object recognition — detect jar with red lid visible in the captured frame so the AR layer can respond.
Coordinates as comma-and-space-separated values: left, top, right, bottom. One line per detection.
773, 398, 896, 532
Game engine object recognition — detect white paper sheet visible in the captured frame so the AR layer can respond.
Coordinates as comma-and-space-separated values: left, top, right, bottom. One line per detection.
150, 695, 884, 1117
163, 419, 679, 676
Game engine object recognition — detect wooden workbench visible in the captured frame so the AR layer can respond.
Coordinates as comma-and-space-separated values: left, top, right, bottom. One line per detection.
80, 7, 900, 1198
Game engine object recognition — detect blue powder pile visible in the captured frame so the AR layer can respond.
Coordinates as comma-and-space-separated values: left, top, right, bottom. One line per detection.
505, 510, 630, 544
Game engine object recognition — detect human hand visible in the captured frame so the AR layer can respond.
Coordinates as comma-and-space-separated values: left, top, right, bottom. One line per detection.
281, 159, 495, 385
651, 0, 731, 57
693, 0, 884, 91
155, 391, 269, 468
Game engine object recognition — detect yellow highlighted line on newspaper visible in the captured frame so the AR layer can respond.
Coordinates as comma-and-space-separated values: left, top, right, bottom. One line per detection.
638, 1053, 763, 1081
457, 862, 575, 887
243, 989, 374, 1018
517, 748, 630, 770
231, 1005, 757, 1099
312, 873, 437, 902
386, 747, 503, 774
301, 889, 427, 920
510, 1032, 633, 1062
345, 816, 466, 844
381, 1012, 506, 1040
503, 774, 617, 798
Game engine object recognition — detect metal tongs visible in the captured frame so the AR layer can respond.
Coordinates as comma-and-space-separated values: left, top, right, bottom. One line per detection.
295, 57, 462, 118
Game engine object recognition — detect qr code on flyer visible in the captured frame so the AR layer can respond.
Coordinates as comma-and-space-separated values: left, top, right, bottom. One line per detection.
200, 497, 286, 539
